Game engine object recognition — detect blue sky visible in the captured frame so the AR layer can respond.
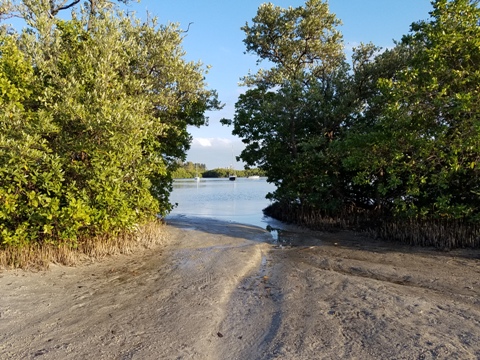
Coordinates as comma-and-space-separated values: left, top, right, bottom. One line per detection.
130, 1, 434, 169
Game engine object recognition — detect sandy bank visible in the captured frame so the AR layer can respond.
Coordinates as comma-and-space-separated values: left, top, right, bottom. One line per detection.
1, 217, 479, 359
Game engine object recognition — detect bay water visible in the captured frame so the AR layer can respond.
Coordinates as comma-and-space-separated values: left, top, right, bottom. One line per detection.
167, 177, 277, 229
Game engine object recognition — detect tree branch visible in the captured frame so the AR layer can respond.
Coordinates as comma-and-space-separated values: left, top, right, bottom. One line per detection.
50, 0, 81, 16
183, 22, 194, 33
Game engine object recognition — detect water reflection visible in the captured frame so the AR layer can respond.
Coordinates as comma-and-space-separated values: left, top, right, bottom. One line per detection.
168, 178, 277, 229
168, 178, 315, 245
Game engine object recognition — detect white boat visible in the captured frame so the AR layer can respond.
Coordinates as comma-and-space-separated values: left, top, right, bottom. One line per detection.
229, 174, 236, 181
194, 164, 200, 181
247, 175, 260, 179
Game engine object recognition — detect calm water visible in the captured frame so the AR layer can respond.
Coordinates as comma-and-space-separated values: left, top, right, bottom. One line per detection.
168, 177, 277, 229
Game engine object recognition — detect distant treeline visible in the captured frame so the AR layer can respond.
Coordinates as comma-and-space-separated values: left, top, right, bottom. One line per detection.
172, 161, 265, 179
203, 167, 265, 178
172, 162, 207, 179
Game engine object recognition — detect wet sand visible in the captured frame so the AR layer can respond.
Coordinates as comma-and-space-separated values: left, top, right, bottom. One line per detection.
1, 217, 479, 359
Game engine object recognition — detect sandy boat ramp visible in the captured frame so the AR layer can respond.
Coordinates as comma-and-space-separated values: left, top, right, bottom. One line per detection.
1, 217, 479, 359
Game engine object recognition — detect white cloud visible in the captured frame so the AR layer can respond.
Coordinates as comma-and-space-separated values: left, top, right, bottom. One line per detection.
194, 138, 213, 147
187, 137, 245, 170
192, 137, 233, 148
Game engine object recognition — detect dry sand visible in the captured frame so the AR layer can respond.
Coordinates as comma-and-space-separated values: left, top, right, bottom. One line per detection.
1, 216, 479, 359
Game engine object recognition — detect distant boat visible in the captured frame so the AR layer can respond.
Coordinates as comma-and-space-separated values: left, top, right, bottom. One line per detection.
229, 147, 237, 181
247, 175, 260, 179
194, 164, 200, 182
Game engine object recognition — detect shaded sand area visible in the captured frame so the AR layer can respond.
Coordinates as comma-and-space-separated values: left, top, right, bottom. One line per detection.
1, 217, 480, 359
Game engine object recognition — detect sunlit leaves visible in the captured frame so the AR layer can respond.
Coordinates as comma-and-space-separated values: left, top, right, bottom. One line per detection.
343, 0, 480, 220
241, 0, 344, 87
0, 1, 218, 247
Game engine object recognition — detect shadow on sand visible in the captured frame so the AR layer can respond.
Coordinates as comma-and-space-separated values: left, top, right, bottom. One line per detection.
166, 214, 480, 260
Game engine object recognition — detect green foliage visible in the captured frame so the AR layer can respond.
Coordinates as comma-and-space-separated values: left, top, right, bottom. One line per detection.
223, 0, 346, 210
201, 167, 265, 178
241, 167, 266, 177
240, 0, 343, 85
344, 0, 480, 220
202, 168, 231, 178
225, 0, 480, 246
391, 0, 480, 219
0, 1, 219, 247
172, 162, 206, 179
0, 34, 63, 246
338, 42, 414, 212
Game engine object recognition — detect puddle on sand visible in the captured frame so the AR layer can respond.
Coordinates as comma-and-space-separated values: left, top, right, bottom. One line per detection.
267, 226, 279, 242
266, 225, 323, 248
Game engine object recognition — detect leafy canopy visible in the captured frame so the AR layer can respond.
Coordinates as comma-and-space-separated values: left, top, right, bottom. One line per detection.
223, 0, 347, 209
225, 0, 480, 244
0, 0, 220, 247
